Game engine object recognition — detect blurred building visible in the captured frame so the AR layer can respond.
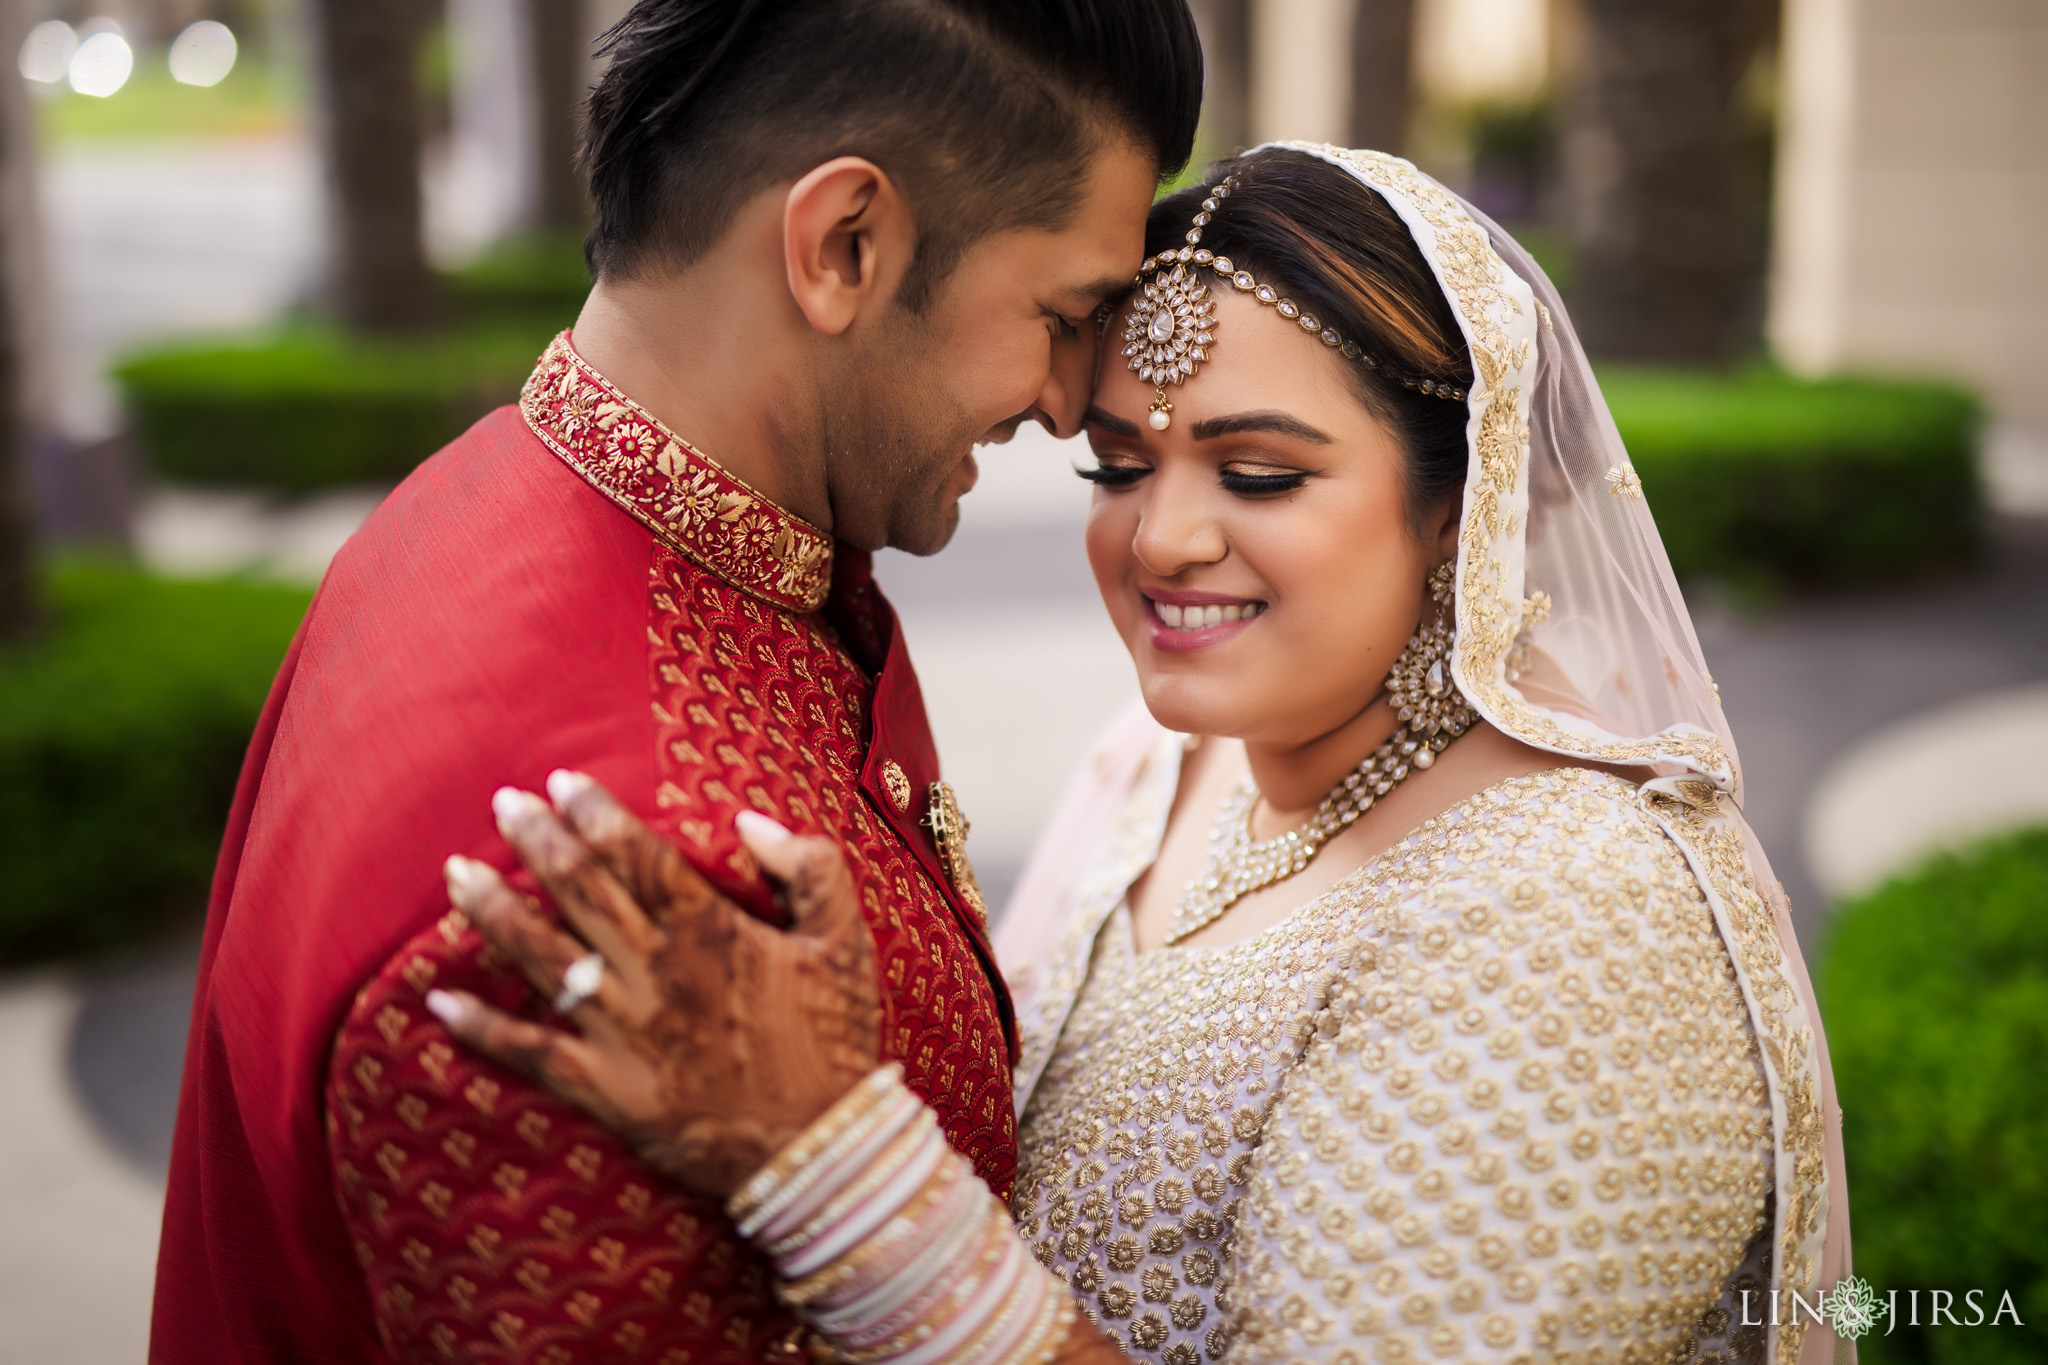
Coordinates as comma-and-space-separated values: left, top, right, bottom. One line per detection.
1771, 0, 2048, 478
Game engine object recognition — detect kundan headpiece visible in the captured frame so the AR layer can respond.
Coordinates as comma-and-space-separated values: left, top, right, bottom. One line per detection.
1122, 174, 1470, 430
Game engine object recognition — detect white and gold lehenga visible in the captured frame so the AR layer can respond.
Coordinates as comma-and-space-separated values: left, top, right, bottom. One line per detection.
996, 146, 1852, 1365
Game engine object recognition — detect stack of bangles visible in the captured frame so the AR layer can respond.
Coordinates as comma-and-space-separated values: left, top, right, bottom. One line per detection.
728, 1066, 1075, 1365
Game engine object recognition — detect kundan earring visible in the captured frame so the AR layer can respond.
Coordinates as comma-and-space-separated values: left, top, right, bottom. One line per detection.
1382, 562, 1474, 766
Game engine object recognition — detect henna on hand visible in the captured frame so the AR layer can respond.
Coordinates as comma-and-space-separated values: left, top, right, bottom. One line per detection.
428, 773, 882, 1201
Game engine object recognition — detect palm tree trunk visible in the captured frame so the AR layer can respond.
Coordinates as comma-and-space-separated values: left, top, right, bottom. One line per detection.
1193, 0, 1250, 159
1563, 0, 1777, 362
0, 0, 39, 639
527, 0, 588, 232
312, 0, 439, 333
1349, 0, 1416, 154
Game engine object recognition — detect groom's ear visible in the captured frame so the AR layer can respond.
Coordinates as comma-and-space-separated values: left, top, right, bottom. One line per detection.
782, 157, 917, 337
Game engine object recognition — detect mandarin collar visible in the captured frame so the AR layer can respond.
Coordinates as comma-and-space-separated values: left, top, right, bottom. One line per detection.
520, 332, 834, 613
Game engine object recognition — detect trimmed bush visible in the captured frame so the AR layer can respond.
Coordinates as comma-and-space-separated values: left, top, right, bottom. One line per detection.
1601, 368, 1984, 588
114, 327, 546, 492
1822, 827, 2048, 1364
116, 234, 589, 493
0, 560, 310, 962
443, 231, 592, 332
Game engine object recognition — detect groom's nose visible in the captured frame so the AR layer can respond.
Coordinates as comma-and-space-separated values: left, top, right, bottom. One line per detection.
1031, 317, 1101, 439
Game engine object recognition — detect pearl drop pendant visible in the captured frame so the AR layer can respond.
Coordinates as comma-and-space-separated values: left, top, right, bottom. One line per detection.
1149, 408, 1171, 431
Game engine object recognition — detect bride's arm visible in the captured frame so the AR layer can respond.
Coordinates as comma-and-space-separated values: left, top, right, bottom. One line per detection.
430, 773, 1127, 1365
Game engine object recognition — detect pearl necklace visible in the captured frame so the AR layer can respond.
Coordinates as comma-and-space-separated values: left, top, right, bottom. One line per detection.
1164, 726, 1455, 946
1165, 729, 1454, 946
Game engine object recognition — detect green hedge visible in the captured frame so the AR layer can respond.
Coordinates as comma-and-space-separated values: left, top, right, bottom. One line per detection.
1602, 368, 1984, 588
115, 234, 590, 493
115, 326, 548, 493
0, 561, 310, 962
1823, 827, 2048, 1364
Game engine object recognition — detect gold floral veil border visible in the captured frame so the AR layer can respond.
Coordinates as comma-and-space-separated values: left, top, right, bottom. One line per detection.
1248, 143, 1852, 1365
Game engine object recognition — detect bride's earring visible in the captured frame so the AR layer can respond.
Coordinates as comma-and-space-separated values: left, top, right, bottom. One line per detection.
1383, 562, 1475, 767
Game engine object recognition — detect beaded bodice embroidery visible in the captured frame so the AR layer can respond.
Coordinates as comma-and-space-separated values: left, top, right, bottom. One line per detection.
1012, 766, 1775, 1365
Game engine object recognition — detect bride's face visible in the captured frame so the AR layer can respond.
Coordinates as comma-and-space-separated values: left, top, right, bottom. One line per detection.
1083, 287, 1444, 747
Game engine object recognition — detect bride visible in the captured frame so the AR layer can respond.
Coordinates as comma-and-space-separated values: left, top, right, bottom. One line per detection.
431, 144, 1852, 1365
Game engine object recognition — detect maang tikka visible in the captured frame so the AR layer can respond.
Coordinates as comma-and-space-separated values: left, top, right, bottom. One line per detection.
1122, 175, 1471, 431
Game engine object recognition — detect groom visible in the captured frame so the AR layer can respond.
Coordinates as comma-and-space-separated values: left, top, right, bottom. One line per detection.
150, 2, 1201, 1361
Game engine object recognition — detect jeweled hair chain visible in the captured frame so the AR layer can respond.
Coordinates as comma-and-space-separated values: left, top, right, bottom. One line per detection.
1123, 175, 1470, 432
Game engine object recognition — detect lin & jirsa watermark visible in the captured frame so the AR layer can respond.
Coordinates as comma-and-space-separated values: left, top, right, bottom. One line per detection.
1744, 1277, 2026, 1339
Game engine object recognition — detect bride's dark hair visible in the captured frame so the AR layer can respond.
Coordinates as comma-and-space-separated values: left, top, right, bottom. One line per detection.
1145, 149, 1473, 529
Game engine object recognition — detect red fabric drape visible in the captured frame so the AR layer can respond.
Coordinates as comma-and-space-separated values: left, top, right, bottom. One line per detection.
151, 398, 1018, 1363
153, 410, 664, 1361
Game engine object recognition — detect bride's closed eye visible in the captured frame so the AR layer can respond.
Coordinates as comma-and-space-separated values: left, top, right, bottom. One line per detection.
1075, 462, 1148, 487
1074, 463, 1312, 495
1219, 468, 1310, 495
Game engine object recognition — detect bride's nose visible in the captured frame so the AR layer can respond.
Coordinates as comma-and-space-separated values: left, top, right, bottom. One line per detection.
1132, 469, 1227, 575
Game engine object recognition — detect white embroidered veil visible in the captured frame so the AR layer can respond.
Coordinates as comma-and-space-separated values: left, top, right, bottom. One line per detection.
1254, 142, 1851, 1365
998, 143, 1852, 1365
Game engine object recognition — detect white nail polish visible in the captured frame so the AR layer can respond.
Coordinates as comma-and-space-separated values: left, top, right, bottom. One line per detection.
547, 769, 593, 808
735, 810, 793, 844
424, 990, 464, 1025
443, 855, 488, 894
492, 786, 540, 826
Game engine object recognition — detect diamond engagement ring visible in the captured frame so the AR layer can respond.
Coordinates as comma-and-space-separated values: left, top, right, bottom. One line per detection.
553, 952, 606, 1014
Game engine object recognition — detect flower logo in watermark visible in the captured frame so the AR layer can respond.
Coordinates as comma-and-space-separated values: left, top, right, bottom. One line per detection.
1824, 1277, 1884, 1340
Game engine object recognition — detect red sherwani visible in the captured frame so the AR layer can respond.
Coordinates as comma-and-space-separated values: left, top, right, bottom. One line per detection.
152, 335, 1018, 1364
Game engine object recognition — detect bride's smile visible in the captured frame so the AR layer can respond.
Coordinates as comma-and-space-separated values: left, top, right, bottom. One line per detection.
1081, 283, 1445, 757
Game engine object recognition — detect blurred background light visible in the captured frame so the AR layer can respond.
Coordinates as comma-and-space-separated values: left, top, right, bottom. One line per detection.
16, 20, 78, 84
67, 29, 133, 99
167, 20, 237, 89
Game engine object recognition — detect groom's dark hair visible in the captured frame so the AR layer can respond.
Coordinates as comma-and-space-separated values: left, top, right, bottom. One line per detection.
581, 0, 1204, 308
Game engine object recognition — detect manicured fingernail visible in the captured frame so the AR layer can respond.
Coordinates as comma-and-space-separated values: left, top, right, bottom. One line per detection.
735, 810, 792, 844
492, 786, 544, 829
443, 855, 488, 895
547, 769, 594, 808
424, 990, 464, 1025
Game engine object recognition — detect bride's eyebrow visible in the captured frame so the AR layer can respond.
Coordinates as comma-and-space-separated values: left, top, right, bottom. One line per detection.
1190, 411, 1333, 443
1083, 406, 1142, 437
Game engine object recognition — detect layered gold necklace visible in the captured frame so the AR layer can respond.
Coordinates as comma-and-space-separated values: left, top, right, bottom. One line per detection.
1164, 565, 1475, 946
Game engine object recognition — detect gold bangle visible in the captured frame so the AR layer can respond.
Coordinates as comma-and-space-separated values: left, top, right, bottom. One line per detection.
836, 1223, 1011, 1363
808, 1169, 988, 1331
1004, 1288, 1077, 1365
766, 1114, 942, 1262
780, 1148, 968, 1308
731, 1065, 907, 1226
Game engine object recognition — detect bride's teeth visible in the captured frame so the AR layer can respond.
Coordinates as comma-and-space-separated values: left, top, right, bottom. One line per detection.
1203, 605, 1223, 628
1221, 604, 1241, 623
1157, 602, 1182, 627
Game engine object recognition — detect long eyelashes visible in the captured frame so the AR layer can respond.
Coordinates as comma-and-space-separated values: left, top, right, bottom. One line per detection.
1220, 471, 1310, 495
1075, 465, 1148, 487
1074, 466, 1311, 496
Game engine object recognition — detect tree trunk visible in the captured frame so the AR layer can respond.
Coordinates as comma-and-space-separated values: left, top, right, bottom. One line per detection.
313, 0, 439, 333
1349, 0, 1416, 155
0, 0, 39, 639
527, 0, 588, 232
1562, 0, 1777, 362
1193, 0, 1250, 159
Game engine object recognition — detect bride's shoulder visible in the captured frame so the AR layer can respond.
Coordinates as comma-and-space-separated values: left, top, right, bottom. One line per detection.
1397, 764, 1719, 929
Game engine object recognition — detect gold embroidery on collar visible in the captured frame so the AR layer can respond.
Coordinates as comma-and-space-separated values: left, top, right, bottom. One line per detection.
520, 333, 833, 613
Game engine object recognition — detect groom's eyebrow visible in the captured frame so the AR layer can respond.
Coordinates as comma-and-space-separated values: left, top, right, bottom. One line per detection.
1191, 411, 1334, 443
1083, 406, 1142, 437
1066, 275, 1134, 310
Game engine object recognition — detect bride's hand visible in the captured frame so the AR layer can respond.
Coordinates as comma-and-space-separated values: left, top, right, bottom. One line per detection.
424, 771, 881, 1202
